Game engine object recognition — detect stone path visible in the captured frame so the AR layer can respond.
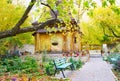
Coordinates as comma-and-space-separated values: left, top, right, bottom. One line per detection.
55, 56, 116, 81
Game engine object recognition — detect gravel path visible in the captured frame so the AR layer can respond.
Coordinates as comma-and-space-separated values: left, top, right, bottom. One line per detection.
56, 57, 116, 81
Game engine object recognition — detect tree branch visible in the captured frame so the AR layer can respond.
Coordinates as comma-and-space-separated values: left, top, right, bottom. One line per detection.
41, 2, 57, 19
0, 18, 60, 39
12, 0, 36, 35
108, 26, 120, 38
101, 21, 120, 38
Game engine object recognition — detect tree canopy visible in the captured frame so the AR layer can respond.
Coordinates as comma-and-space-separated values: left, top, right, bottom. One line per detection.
81, 0, 120, 45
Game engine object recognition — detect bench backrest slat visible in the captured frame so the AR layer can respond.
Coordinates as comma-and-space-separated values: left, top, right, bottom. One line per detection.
53, 57, 67, 67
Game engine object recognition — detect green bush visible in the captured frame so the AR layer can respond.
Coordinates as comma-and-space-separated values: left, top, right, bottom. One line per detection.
0, 56, 40, 75
69, 57, 83, 70
2, 56, 22, 73
114, 48, 119, 52
44, 61, 55, 76
22, 56, 39, 74
104, 53, 120, 70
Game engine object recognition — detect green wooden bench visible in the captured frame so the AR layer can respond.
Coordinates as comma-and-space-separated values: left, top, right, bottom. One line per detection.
53, 57, 74, 78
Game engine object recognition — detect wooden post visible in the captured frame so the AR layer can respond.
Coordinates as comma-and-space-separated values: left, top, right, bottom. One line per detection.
35, 33, 40, 53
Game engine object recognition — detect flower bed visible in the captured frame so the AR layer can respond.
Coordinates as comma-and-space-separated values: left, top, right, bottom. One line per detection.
0, 74, 71, 81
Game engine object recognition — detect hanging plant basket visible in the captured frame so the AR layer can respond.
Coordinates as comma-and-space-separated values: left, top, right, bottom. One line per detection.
52, 42, 58, 46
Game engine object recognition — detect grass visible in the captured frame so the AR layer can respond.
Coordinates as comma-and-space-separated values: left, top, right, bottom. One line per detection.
112, 69, 120, 81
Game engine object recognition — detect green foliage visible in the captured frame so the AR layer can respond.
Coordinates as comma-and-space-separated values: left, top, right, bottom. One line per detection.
114, 48, 119, 52
69, 57, 83, 70
94, 7, 120, 37
0, 0, 27, 31
81, 21, 103, 45
7, 0, 12, 4
22, 56, 39, 74
0, 65, 6, 76
104, 53, 120, 70
87, 10, 93, 17
0, 32, 34, 55
44, 61, 55, 75
0, 56, 39, 75
102, 1, 107, 7
83, 1, 89, 9
102, 0, 115, 7
111, 6, 120, 15
108, 0, 115, 5
91, 2, 97, 8
82, 5, 120, 45
42, 49, 47, 62
101, 35, 110, 43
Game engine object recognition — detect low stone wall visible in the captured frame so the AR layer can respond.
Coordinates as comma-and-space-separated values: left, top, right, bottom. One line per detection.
21, 53, 89, 64
19, 44, 35, 54
89, 50, 101, 54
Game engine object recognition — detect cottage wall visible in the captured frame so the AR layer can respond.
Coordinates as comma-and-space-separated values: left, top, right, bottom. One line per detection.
35, 33, 64, 53
51, 33, 63, 52
35, 33, 51, 52
35, 32, 82, 53
73, 32, 82, 52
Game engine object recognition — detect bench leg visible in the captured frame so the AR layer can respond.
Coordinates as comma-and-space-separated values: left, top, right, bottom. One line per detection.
71, 64, 75, 70
70, 65, 73, 70
54, 69, 57, 76
61, 69, 65, 78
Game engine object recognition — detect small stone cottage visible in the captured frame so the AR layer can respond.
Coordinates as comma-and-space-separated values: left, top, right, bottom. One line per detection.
33, 28, 82, 53
33, 19, 82, 53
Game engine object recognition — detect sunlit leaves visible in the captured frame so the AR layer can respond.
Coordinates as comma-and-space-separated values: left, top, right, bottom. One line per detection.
111, 6, 120, 15
81, 21, 103, 44
108, 0, 115, 5
83, 0, 97, 9
75, 0, 82, 5
102, 0, 115, 7
72, 9, 77, 14
102, 0, 107, 7
83, 1, 89, 9
83, 6, 120, 44
91, 2, 97, 8
87, 10, 93, 17
81, 5, 120, 44
92, 7, 120, 27
7, 0, 12, 4
101, 35, 110, 43
0, 0, 26, 31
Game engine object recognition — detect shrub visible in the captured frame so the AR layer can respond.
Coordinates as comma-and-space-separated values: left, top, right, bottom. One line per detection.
44, 61, 55, 76
22, 56, 39, 74
0, 56, 40, 75
104, 53, 120, 71
114, 48, 119, 52
69, 57, 83, 70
